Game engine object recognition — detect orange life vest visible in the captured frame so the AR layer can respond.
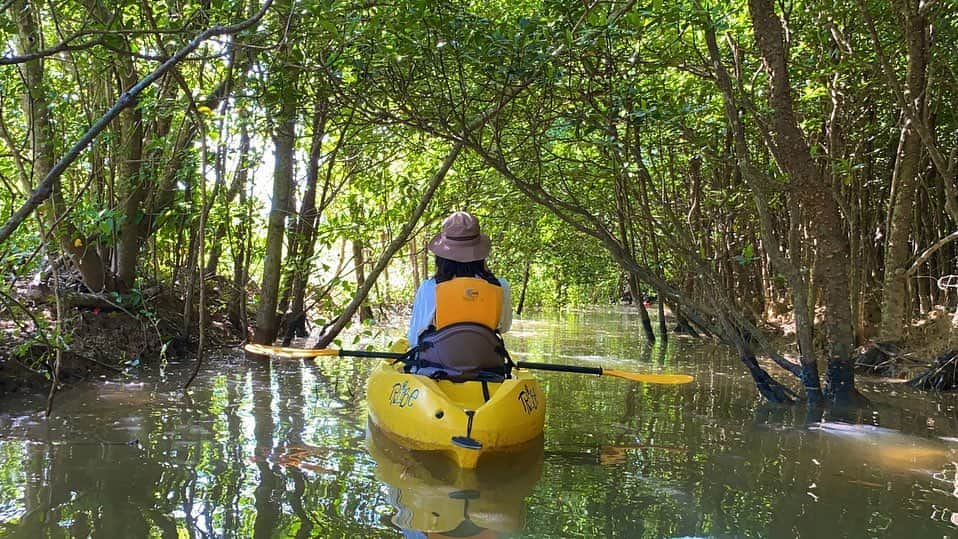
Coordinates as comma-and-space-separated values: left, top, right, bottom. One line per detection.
416, 277, 506, 381
434, 277, 503, 330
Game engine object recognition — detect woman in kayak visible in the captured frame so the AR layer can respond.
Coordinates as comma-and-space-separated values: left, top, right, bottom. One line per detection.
407, 211, 513, 380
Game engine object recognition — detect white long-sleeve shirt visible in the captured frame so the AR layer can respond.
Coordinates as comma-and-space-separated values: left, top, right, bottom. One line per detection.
406, 277, 513, 347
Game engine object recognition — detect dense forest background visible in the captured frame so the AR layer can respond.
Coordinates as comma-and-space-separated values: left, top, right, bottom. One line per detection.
1, 0, 956, 406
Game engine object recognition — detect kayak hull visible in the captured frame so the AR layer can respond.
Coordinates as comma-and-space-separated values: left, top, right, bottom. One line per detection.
366, 360, 546, 469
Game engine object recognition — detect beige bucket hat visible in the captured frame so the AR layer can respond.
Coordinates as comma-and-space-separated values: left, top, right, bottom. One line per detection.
427, 211, 492, 263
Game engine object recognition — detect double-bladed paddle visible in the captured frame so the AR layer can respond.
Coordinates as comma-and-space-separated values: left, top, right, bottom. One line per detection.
511, 361, 693, 384
243, 343, 693, 385
244, 343, 405, 359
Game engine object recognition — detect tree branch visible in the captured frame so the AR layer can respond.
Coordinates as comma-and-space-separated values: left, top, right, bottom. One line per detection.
0, 34, 104, 65
311, 141, 463, 349
0, 0, 273, 247
906, 229, 958, 277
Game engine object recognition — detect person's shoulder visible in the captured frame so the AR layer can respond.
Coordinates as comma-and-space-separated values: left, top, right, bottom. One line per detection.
497, 277, 509, 287
412, 279, 435, 304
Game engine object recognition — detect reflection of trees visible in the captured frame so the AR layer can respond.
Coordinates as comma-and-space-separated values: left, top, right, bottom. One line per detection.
278, 359, 314, 538
251, 358, 281, 537
4, 316, 955, 538
288, 360, 386, 537
0, 357, 399, 538
223, 360, 248, 535
12, 439, 167, 536
517, 312, 958, 536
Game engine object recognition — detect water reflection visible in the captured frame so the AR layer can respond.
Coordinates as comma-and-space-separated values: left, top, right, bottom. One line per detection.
366, 427, 543, 538
251, 359, 281, 536
806, 421, 957, 473
0, 356, 389, 538
1, 309, 958, 537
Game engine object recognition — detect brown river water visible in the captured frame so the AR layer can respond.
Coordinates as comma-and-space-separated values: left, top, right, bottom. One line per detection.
1, 307, 957, 537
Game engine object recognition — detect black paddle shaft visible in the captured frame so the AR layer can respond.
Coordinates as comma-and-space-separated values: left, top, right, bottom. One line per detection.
515, 361, 603, 376
330, 352, 605, 377
337, 349, 407, 360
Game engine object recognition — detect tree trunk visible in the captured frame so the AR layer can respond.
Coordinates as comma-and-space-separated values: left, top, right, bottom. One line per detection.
421, 238, 430, 281
277, 184, 299, 316
657, 301, 667, 342
381, 232, 393, 305
228, 184, 251, 338
206, 118, 251, 275
181, 217, 200, 339
353, 239, 374, 322
879, 0, 927, 343
629, 273, 655, 343
409, 238, 421, 287
702, 14, 820, 401
112, 44, 146, 291
516, 261, 531, 316
15, 0, 107, 292
748, 0, 856, 402
253, 108, 296, 344
848, 170, 863, 344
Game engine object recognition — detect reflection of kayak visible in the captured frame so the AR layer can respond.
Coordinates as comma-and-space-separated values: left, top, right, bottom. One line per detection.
365, 359, 546, 469
367, 424, 544, 535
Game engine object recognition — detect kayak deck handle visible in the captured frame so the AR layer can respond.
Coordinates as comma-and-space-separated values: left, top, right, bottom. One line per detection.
451, 436, 482, 450
451, 410, 482, 450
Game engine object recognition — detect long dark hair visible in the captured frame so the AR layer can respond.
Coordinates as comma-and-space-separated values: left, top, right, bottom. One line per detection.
434, 256, 500, 286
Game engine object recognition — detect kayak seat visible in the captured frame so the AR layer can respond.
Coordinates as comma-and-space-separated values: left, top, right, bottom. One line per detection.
474, 369, 508, 383
404, 363, 508, 383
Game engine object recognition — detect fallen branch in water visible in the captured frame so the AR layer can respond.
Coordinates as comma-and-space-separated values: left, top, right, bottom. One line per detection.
910, 351, 958, 391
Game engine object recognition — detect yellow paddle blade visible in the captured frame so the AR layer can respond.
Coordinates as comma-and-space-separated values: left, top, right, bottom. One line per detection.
603, 369, 694, 385
243, 343, 340, 358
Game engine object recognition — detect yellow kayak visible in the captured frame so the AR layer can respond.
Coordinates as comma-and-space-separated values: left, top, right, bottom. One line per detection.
365, 359, 546, 469
366, 424, 543, 535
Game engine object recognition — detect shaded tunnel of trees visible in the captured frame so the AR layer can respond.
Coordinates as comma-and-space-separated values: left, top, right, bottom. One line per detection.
0, 0, 956, 406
